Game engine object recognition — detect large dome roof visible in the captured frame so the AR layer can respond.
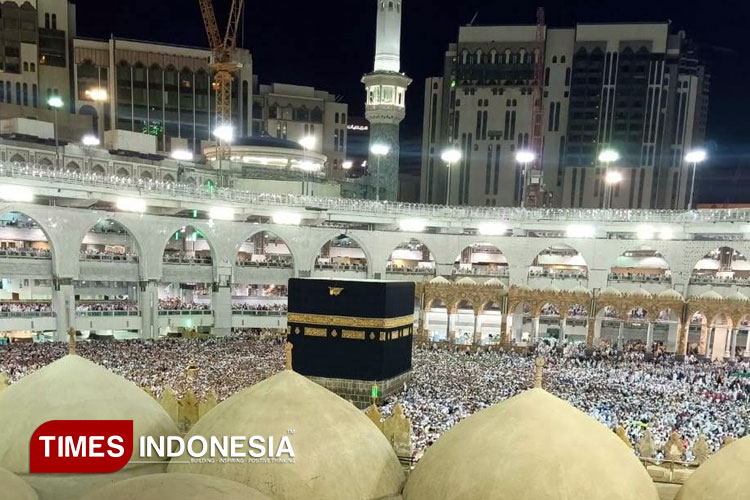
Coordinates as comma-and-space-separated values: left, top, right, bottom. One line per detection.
81, 473, 270, 500
0, 465, 37, 500
168, 370, 404, 499
0, 355, 178, 474
403, 388, 658, 500
675, 436, 750, 500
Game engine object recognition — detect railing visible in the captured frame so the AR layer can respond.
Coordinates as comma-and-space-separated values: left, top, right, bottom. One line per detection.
608, 274, 671, 284
528, 272, 588, 280
6, 161, 750, 224
689, 276, 750, 286
314, 264, 368, 272
452, 268, 510, 277
80, 254, 139, 263
231, 310, 288, 316
163, 256, 213, 266
0, 249, 51, 260
158, 309, 212, 316
235, 260, 293, 269
76, 310, 139, 317
386, 266, 436, 275
0, 311, 54, 318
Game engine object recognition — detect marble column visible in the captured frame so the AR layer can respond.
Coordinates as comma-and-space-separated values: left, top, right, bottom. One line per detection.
560, 318, 567, 341
646, 322, 654, 352
617, 322, 625, 351
52, 277, 75, 342
211, 283, 232, 337
138, 280, 159, 340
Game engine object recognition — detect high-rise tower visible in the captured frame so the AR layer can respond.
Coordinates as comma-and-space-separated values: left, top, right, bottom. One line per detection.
362, 0, 411, 201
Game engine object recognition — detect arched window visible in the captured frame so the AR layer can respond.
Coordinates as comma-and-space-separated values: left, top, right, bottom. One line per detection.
561, 55, 566, 63
462, 50, 469, 65
552, 56, 557, 64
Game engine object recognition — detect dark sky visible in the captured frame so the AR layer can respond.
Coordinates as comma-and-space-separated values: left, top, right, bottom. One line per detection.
74, 0, 750, 203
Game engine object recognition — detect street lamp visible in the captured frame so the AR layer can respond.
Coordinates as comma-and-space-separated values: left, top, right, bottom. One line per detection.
47, 96, 64, 168
685, 149, 707, 210
298, 136, 317, 195
598, 149, 620, 209
171, 149, 194, 183
342, 160, 353, 170
370, 143, 390, 201
81, 134, 99, 147
84, 88, 108, 102
604, 170, 623, 209
213, 125, 234, 188
515, 150, 536, 209
440, 148, 462, 206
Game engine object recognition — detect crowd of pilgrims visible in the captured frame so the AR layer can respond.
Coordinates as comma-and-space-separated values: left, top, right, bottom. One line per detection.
75, 301, 138, 312
0, 302, 52, 313
1, 333, 749, 463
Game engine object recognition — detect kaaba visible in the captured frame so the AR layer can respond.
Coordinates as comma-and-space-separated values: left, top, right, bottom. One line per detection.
287, 278, 414, 406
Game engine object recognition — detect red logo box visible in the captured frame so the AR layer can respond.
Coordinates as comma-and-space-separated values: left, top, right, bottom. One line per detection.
30, 420, 133, 473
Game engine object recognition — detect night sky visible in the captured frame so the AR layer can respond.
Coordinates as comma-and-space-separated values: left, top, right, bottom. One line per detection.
74, 0, 750, 203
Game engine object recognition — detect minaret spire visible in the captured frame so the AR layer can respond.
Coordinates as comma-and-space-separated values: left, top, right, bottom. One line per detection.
362, 0, 411, 201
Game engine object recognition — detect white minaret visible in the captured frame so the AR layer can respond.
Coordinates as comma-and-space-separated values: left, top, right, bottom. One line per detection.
362, 0, 411, 201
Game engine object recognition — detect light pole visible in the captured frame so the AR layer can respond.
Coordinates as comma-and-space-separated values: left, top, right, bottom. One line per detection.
213, 125, 234, 188
604, 170, 623, 209
370, 143, 390, 201
81, 134, 100, 171
171, 149, 194, 183
298, 136, 316, 196
440, 147, 462, 206
598, 149, 620, 209
685, 149, 707, 210
515, 150, 536, 209
47, 96, 64, 168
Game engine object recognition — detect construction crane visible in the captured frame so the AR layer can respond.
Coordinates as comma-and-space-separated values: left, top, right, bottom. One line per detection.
198, 0, 245, 160
527, 6, 546, 207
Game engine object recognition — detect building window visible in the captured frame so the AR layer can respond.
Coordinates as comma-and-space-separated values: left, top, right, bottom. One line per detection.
23, 62, 28, 72
335, 112, 339, 124
51, 14, 57, 29
44, 13, 50, 29
22, 83, 28, 106
32, 84, 37, 107
15, 83, 20, 105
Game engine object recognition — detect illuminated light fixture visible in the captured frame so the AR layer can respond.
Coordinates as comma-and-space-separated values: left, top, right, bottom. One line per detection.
685, 149, 707, 164
81, 134, 100, 146
299, 160, 320, 172
299, 135, 316, 150
47, 96, 63, 108
515, 150, 536, 164
440, 148, 462, 164
84, 88, 108, 101
598, 149, 620, 163
213, 125, 234, 143
566, 224, 596, 238
659, 228, 674, 240
116, 197, 146, 213
208, 206, 235, 221
370, 143, 390, 156
342, 160, 353, 170
171, 149, 194, 161
478, 222, 507, 236
272, 212, 302, 225
399, 219, 427, 232
636, 225, 654, 240
0, 185, 34, 202
605, 171, 623, 184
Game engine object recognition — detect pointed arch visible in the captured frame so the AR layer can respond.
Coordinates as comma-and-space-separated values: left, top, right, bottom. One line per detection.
453, 242, 508, 278
161, 225, 215, 266
80, 218, 142, 264
692, 246, 749, 285
529, 244, 588, 281
314, 233, 368, 273
236, 229, 294, 270
609, 247, 671, 284
386, 238, 436, 275
0, 210, 55, 262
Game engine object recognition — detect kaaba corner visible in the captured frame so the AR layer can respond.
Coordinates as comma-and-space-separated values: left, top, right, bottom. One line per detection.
286, 278, 414, 407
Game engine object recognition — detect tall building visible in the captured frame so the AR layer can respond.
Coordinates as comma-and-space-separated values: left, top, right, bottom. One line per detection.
362, 0, 411, 201
251, 82, 348, 177
421, 22, 709, 209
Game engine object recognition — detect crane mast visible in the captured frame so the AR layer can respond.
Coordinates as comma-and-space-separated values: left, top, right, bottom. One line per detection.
198, 0, 245, 161
527, 6, 546, 207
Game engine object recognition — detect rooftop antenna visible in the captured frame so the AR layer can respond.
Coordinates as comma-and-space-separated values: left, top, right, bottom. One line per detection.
468, 12, 479, 26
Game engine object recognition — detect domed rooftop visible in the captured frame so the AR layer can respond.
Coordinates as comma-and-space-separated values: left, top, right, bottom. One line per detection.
403, 388, 658, 500
700, 290, 724, 301
658, 289, 684, 300
430, 276, 450, 284
168, 370, 404, 500
599, 287, 623, 296
630, 288, 652, 298
483, 278, 505, 288
0, 355, 178, 474
572, 285, 591, 295
233, 135, 304, 151
543, 284, 561, 293
456, 277, 476, 285
81, 473, 270, 500
728, 291, 749, 302
0, 465, 37, 500
675, 436, 750, 500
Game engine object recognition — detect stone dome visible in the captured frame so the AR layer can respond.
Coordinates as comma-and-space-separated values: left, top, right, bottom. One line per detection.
429, 276, 450, 284
403, 388, 658, 500
630, 288, 652, 298
0, 465, 37, 500
572, 285, 591, 295
168, 370, 404, 500
658, 289, 684, 300
483, 278, 505, 288
727, 291, 749, 302
675, 436, 750, 500
0, 355, 178, 474
700, 290, 724, 301
599, 287, 623, 296
81, 473, 270, 500
456, 277, 477, 285
543, 284, 561, 293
